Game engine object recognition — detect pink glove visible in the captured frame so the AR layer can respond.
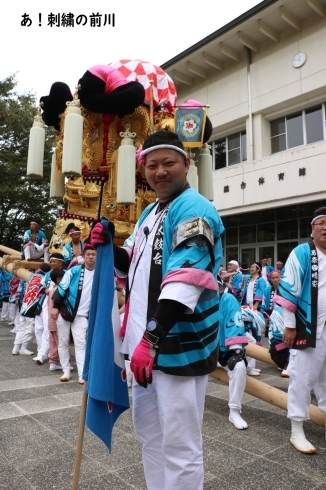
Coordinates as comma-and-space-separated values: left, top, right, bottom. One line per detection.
130, 337, 156, 388
90, 223, 109, 246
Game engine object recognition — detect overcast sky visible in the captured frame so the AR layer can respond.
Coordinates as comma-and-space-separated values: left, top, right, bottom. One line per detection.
1, 0, 261, 100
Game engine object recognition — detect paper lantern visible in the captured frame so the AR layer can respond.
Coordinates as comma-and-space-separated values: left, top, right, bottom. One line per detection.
116, 130, 136, 204
62, 101, 83, 176
26, 113, 45, 179
50, 149, 65, 199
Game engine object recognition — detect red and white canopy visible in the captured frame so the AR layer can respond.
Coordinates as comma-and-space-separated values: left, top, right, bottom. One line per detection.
108, 59, 177, 111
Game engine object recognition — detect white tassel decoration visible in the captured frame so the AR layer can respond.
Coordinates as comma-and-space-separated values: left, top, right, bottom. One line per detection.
26, 112, 45, 179
50, 150, 65, 199
62, 99, 83, 176
187, 158, 198, 192
116, 129, 136, 204
198, 144, 214, 201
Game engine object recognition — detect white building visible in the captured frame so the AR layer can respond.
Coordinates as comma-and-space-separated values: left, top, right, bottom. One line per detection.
162, 0, 326, 267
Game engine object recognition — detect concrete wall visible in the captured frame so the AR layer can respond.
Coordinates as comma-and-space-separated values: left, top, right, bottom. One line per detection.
178, 14, 326, 215
213, 139, 326, 215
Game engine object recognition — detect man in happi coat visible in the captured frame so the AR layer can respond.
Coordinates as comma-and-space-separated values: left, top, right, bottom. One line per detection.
91, 131, 224, 490
274, 206, 326, 454
217, 275, 248, 429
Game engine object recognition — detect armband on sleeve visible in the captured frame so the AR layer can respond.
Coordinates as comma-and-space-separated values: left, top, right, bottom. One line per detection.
171, 217, 215, 263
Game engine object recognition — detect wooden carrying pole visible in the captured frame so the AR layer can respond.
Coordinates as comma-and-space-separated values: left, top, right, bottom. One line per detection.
0, 257, 32, 282
246, 342, 277, 366
210, 368, 324, 427
0, 245, 21, 256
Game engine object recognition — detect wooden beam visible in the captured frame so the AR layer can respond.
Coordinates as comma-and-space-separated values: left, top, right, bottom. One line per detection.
220, 42, 241, 62
307, 0, 326, 18
202, 52, 224, 71
187, 61, 208, 79
258, 19, 280, 42
210, 368, 325, 428
280, 6, 302, 31
172, 70, 194, 87
238, 32, 259, 52
0, 245, 21, 256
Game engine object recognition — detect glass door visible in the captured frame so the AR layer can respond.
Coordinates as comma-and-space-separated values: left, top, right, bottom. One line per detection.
240, 245, 275, 267
258, 245, 275, 267
240, 247, 256, 268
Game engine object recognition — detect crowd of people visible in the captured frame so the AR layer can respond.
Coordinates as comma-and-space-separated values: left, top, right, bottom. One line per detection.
0, 130, 325, 489
1, 221, 97, 385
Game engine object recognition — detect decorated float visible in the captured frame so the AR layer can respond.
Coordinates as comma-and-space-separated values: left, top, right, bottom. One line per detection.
25, 60, 213, 254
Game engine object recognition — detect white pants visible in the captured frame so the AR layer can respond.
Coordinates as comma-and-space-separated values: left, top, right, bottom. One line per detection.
57, 315, 88, 377
8, 303, 18, 322
14, 316, 35, 348
24, 244, 49, 262
14, 308, 21, 326
245, 331, 256, 371
133, 370, 208, 490
287, 326, 326, 421
34, 304, 49, 359
314, 372, 326, 410
223, 360, 247, 410
1, 302, 9, 321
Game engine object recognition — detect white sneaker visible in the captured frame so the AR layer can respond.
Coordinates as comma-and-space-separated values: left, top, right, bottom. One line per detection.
8, 321, 14, 326
49, 363, 62, 371
34, 356, 43, 365
19, 348, 34, 356
77, 378, 84, 385
12, 346, 20, 355
247, 368, 261, 376
60, 371, 72, 382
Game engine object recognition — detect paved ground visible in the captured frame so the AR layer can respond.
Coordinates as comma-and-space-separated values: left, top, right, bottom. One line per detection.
0, 318, 325, 490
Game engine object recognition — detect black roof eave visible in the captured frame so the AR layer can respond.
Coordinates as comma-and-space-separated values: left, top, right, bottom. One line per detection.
161, 0, 280, 69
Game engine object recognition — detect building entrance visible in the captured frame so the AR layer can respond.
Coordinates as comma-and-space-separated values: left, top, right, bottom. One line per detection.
222, 199, 323, 268
239, 245, 274, 267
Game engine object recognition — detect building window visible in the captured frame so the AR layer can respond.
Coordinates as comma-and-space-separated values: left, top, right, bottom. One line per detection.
306, 105, 324, 144
213, 131, 247, 169
271, 105, 324, 154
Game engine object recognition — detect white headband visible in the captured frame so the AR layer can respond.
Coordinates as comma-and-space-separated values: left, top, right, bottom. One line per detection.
140, 144, 187, 160
311, 215, 326, 224
228, 260, 239, 268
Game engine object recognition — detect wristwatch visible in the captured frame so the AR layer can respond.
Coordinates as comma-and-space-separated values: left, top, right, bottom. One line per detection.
147, 318, 159, 331
144, 318, 166, 345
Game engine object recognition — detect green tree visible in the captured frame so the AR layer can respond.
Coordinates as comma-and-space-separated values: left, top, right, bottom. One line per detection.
0, 74, 62, 252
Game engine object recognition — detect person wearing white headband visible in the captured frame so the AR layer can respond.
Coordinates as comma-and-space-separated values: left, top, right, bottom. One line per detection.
62, 223, 85, 269
222, 260, 243, 301
274, 206, 326, 454
22, 219, 49, 262
91, 130, 225, 489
